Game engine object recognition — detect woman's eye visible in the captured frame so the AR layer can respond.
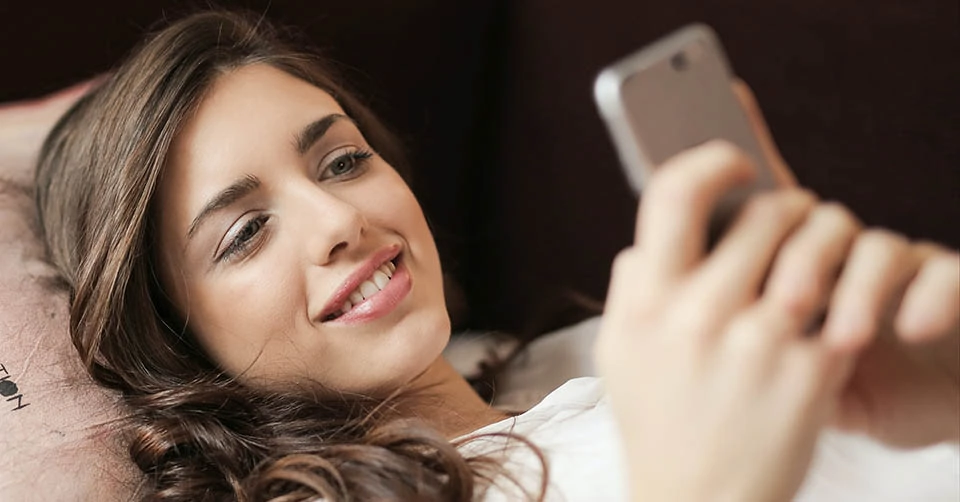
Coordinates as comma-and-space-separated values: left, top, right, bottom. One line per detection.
320, 148, 374, 180
329, 156, 355, 176
218, 214, 268, 262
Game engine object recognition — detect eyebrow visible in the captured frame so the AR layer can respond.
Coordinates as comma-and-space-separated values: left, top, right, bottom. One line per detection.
185, 114, 353, 241
186, 174, 261, 239
295, 113, 351, 155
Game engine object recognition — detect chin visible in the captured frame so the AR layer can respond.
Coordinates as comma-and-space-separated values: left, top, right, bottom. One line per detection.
415, 308, 452, 359
392, 308, 451, 382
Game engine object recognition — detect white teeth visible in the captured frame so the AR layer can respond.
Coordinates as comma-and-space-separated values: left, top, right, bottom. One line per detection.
372, 270, 390, 289
349, 291, 364, 304
336, 261, 396, 315
359, 280, 379, 299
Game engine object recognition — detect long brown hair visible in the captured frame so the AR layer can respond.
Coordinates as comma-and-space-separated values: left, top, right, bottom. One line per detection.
36, 10, 543, 501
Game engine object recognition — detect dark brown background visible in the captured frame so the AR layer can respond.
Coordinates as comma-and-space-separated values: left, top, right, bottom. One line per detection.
2, 1, 957, 333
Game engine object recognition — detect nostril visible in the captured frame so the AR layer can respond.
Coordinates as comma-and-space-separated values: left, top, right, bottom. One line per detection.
329, 241, 348, 258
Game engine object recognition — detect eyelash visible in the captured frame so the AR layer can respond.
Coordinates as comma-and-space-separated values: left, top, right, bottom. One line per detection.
320, 148, 374, 180
218, 213, 269, 262
216, 148, 375, 263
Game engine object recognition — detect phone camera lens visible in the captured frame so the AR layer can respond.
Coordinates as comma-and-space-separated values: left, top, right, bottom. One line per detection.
671, 52, 688, 71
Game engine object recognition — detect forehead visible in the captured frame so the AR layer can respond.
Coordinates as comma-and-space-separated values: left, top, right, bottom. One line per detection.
172, 64, 345, 164
155, 64, 346, 245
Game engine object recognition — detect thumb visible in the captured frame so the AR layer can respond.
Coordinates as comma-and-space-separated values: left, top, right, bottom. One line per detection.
731, 80, 797, 188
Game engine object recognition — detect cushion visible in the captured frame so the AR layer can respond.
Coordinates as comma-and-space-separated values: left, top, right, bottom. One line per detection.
0, 86, 141, 500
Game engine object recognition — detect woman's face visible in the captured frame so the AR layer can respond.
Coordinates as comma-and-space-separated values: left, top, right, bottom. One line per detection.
153, 64, 449, 396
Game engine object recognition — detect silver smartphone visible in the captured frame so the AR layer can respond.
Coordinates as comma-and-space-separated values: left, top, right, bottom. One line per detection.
594, 24, 776, 237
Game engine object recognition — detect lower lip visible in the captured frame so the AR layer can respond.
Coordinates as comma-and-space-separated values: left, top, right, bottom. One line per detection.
330, 259, 412, 325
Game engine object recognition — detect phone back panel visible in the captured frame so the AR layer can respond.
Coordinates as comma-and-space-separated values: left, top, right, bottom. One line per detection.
594, 24, 775, 210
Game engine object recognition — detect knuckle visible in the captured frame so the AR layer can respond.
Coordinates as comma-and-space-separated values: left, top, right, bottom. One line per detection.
921, 252, 960, 285
611, 247, 642, 276
664, 296, 722, 341
666, 305, 709, 336
793, 187, 819, 203
725, 313, 760, 340
838, 312, 878, 347
771, 251, 823, 314
740, 192, 778, 217
793, 188, 820, 212
914, 239, 951, 255
651, 140, 749, 195
815, 202, 862, 233
912, 240, 957, 264
780, 274, 822, 318
723, 308, 781, 354
648, 141, 759, 215
741, 191, 797, 226
701, 139, 749, 165
646, 172, 682, 201
856, 228, 909, 255
646, 167, 698, 210
930, 251, 960, 271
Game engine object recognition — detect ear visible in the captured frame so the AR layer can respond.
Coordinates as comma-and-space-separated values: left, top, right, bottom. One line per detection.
731, 80, 798, 188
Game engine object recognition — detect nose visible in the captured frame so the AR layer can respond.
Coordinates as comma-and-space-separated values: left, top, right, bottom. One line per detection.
293, 183, 367, 266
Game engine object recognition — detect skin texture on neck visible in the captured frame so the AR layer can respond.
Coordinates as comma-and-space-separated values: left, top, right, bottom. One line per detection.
398, 357, 511, 439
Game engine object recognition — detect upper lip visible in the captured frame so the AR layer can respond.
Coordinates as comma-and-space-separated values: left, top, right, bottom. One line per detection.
318, 244, 401, 321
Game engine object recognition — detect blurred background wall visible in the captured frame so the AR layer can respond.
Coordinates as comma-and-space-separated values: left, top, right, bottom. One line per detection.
2, 0, 956, 333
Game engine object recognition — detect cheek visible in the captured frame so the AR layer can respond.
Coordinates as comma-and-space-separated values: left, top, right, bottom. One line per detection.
359, 172, 448, 306
367, 173, 436, 249
374, 179, 443, 287
186, 263, 308, 376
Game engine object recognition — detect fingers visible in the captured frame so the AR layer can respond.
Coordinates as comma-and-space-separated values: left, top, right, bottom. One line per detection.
823, 230, 917, 351
895, 250, 960, 343
763, 203, 861, 329
637, 140, 757, 286
693, 188, 817, 319
731, 81, 797, 188
603, 247, 660, 323
720, 302, 853, 415
718, 303, 799, 380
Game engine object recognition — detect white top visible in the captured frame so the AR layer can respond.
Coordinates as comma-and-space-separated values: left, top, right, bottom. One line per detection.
459, 377, 628, 501
447, 317, 960, 501
458, 377, 960, 501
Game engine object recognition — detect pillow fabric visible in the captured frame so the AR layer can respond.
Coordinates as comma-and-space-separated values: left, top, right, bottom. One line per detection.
0, 87, 140, 500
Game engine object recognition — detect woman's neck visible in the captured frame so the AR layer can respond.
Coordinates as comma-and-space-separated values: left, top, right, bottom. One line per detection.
395, 356, 510, 439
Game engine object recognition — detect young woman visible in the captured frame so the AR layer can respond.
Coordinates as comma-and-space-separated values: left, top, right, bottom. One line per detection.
34, 10, 959, 502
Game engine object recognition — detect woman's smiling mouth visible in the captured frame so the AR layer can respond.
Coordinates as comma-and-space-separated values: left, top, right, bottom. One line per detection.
319, 245, 412, 324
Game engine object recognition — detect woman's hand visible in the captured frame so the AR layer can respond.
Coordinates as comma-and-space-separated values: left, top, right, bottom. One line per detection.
595, 141, 858, 502
821, 239, 959, 447
731, 81, 959, 448
596, 83, 960, 501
